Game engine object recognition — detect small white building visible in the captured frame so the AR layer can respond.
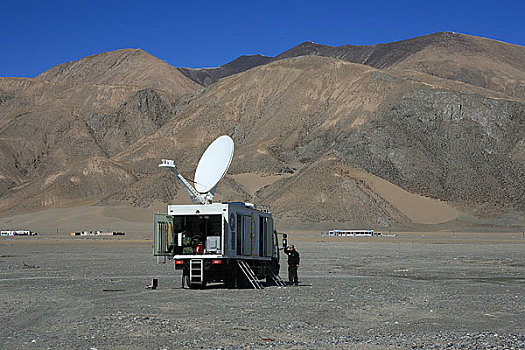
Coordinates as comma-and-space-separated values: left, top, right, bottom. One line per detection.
327, 229, 379, 237
0, 230, 37, 236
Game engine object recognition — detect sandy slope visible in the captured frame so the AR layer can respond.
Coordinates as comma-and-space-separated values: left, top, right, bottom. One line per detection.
346, 168, 458, 224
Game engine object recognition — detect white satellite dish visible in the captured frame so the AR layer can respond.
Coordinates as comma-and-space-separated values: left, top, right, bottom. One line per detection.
194, 136, 234, 193
159, 135, 234, 204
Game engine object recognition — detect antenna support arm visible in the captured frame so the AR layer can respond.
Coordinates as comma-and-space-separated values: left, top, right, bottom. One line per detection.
159, 159, 210, 205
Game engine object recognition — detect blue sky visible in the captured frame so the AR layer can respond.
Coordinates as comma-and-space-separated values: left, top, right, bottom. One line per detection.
1, 0, 524, 78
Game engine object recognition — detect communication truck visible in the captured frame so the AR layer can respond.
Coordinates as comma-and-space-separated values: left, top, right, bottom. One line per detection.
153, 136, 284, 288
154, 202, 280, 288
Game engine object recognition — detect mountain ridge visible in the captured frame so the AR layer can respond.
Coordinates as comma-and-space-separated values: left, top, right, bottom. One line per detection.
37, 48, 201, 97
179, 32, 525, 100
0, 33, 523, 231
113, 55, 524, 228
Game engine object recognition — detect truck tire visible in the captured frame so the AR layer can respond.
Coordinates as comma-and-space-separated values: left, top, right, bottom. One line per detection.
224, 274, 236, 288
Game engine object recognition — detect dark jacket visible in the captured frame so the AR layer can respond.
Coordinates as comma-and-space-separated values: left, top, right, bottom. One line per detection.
284, 247, 300, 266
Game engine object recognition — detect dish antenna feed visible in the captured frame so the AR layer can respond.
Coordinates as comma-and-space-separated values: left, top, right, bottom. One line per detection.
159, 135, 234, 205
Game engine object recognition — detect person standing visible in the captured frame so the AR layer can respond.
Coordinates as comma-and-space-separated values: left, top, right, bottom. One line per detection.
284, 245, 300, 286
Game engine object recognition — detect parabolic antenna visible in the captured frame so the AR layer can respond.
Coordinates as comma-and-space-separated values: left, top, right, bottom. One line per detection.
194, 135, 234, 193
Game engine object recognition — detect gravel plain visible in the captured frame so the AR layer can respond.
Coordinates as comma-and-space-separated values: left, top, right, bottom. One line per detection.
0, 233, 524, 349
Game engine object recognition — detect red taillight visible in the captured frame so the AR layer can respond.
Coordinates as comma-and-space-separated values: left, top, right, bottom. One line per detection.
175, 260, 184, 265
212, 260, 222, 264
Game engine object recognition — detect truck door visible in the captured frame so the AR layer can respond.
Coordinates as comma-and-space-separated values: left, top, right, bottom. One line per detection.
153, 214, 175, 256
266, 218, 274, 257
236, 214, 255, 256
243, 215, 254, 256
259, 216, 274, 257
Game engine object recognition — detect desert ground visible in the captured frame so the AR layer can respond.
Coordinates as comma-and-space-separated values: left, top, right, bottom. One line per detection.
1, 228, 524, 349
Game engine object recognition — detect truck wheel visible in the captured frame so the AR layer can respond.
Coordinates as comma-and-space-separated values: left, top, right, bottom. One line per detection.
236, 273, 252, 289
224, 275, 235, 288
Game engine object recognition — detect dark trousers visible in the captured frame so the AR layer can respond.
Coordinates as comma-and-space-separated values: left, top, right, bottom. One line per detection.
288, 265, 298, 285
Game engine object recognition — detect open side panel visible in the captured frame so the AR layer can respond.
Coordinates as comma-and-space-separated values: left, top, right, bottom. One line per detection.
153, 214, 174, 256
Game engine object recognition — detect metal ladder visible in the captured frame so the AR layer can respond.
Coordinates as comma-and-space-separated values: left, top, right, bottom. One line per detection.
189, 259, 204, 285
265, 265, 287, 287
237, 260, 263, 289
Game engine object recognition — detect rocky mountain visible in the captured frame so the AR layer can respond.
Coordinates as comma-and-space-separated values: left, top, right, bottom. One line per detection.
0, 33, 524, 231
37, 48, 200, 96
0, 49, 200, 213
178, 54, 273, 86
180, 32, 525, 100
114, 55, 525, 229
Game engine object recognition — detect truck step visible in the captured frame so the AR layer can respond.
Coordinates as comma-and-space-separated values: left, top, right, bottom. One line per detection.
265, 265, 287, 287
237, 260, 263, 289
189, 259, 204, 284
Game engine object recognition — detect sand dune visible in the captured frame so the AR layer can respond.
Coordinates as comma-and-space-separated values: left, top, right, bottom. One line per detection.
348, 168, 458, 224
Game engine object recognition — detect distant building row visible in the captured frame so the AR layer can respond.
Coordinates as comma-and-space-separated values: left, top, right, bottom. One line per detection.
70, 231, 125, 236
1, 230, 38, 236
322, 229, 381, 237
